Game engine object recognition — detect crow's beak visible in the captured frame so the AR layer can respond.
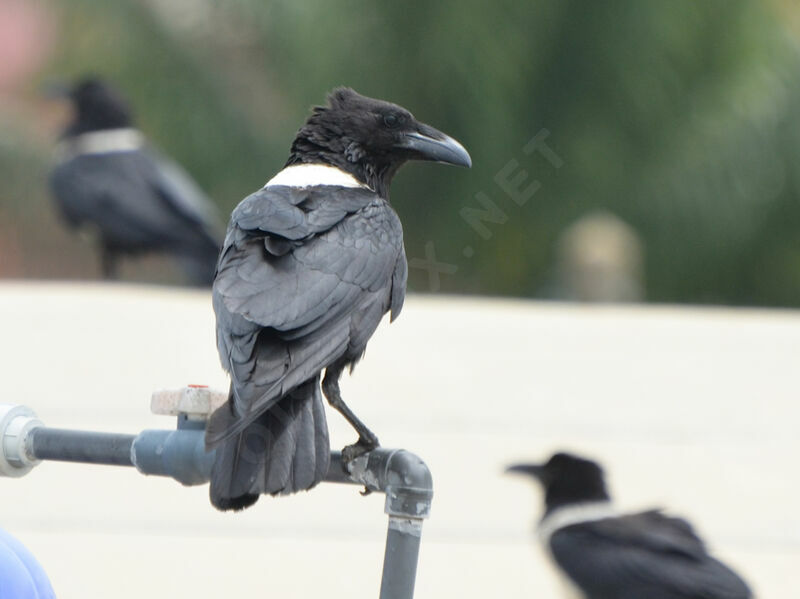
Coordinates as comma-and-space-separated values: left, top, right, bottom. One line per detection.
505, 463, 545, 480
399, 123, 472, 168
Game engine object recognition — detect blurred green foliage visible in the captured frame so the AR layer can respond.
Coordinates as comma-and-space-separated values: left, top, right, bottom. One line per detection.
4, 0, 800, 305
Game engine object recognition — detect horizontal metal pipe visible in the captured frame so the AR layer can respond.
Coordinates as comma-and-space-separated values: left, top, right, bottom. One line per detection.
28, 427, 135, 466
25, 429, 433, 518
325, 451, 352, 484
5, 408, 433, 599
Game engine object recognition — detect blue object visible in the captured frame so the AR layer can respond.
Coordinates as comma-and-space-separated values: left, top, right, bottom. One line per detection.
0, 528, 55, 598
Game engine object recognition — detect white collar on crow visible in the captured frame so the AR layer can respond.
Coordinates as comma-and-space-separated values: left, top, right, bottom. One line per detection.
264, 164, 367, 189
537, 501, 618, 545
57, 128, 144, 160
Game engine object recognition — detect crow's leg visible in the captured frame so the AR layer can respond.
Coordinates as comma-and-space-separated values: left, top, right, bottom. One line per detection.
322, 360, 379, 464
100, 247, 119, 280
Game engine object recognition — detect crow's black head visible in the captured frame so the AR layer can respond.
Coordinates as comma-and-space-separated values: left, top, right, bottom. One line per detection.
507, 452, 611, 513
56, 77, 134, 136
288, 87, 471, 197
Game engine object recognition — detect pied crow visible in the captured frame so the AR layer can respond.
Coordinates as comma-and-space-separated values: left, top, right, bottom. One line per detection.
507, 452, 753, 599
48, 77, 223, 285
206, 87, 470, 511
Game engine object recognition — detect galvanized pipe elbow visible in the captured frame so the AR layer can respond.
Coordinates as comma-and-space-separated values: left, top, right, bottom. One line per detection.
331, 448, 433, 519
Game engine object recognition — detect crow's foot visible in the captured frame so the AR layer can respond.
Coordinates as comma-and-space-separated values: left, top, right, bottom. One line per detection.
342, 436, 379, 464
342, 436, 380, 495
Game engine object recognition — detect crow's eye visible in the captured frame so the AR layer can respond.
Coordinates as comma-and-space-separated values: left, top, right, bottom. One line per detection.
383, 113, 400, 128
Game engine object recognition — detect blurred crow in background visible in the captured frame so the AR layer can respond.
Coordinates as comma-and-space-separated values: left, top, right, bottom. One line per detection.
48, 77, 223, 285
206, 88, 471, 510
507, 452, 752, 599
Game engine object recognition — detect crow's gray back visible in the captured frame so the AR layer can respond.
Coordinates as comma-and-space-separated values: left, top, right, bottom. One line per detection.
207, 184, 407, 446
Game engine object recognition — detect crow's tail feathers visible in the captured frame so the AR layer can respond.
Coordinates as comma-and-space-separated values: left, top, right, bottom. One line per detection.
208, 377, 330, 512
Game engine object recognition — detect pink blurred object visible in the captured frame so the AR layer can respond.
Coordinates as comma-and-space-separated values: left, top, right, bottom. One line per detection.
0, 0, 54, 93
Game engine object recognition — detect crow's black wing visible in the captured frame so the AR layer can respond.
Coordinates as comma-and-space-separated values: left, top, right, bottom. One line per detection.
146, 148, 223, 244
549, 511, 752, 599
49, 148, 221, 252
207, 185, 407, 446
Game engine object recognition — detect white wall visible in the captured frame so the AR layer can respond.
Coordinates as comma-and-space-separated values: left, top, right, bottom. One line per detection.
1, 283, 796, 597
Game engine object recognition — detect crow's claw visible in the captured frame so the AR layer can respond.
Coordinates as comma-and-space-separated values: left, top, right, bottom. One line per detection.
341, 436, 380, 497
341, 437, 378, 464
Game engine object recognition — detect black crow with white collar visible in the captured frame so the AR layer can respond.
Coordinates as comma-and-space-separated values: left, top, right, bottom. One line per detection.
206, 88, 470, 511
507, 452, 753, 599
49, 78, 223, 285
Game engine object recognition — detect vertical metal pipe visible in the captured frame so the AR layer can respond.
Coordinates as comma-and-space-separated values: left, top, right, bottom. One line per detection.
379, 516, 424, 599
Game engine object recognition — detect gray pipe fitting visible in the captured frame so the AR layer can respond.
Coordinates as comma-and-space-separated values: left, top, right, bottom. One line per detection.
0, 404, 43, 477
341, 448, 433, 519
130, 428, 214, 486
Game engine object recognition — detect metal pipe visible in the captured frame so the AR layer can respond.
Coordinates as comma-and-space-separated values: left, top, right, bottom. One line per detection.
327, 448, 434, 514
380, 517, 424, 599
28, 428, 135, 466
2, 404, 434, 599
330, 448, 433, 599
